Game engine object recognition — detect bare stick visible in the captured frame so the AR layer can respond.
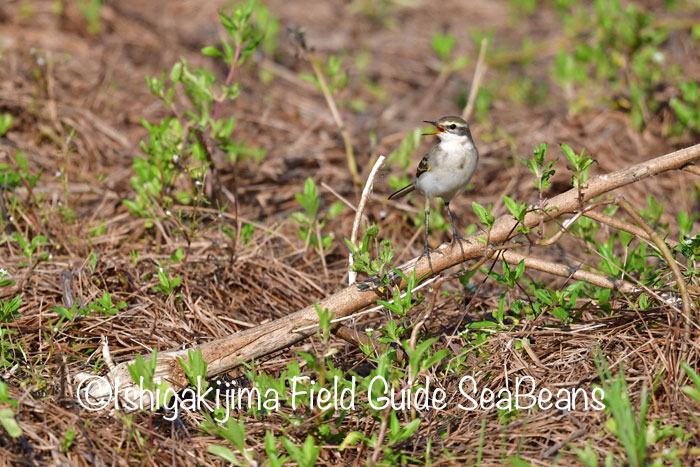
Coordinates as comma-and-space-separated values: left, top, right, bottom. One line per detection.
321, 181, 357, 212
315, 219, 329, 280
584, 210, 678, 247
500, 250, 639, 294
682, 164, 700, 176
370, 407, 391, 466
462, 38, 489, 122
349, 155, 386, 285
78, 143, 700, 403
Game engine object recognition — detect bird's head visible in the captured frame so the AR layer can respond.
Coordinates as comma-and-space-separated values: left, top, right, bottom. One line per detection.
423, 116, 472, 143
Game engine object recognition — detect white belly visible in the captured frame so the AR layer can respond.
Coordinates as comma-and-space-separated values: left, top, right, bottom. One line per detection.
415, 142, 478, 201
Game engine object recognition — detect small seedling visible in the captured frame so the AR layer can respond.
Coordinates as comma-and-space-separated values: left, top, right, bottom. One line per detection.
431, 32, 469, 72
12, 232, 49, 265
89, 291, 127, 316
290, 178, 337, 250
127, 349, 173, 411
153, 266, 183, 296
177, 349, 209, 392
344, 224, 394, 278
201, 416, 257, 465
0, 113, 12, 136
0, 295, 21, 323
0, 381, 21, 438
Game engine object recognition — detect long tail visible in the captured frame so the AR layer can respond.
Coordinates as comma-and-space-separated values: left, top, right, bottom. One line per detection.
388, 184, 415, 200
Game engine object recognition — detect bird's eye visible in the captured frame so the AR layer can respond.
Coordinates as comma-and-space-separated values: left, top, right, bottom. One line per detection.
449, 124, 457, 130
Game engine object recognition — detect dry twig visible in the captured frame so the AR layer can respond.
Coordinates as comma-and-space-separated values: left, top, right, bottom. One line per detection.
462, 38, 489, 122
349, 155, 386, 285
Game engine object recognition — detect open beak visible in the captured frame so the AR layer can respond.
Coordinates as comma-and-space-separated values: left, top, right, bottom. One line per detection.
423, 120, 445, 135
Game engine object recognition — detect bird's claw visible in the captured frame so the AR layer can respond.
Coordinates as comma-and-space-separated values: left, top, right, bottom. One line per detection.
451, 230, 466, 261
418, 245, 435, 273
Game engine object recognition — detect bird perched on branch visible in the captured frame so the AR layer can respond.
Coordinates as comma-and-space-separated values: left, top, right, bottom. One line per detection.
389, 116, 479, 270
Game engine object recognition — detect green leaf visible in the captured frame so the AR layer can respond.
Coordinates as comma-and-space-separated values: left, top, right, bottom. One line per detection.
502, 195, 523, 220
561, 143, 578, 166
295, 178, 319, 219
339, 431, 366, 450
207, 444, 238, 463
0, 408, 21, 438
681, 362, 700, 393
327, 201, 344, 219
201, 46, 224, 59
431, 33, 456, 61
169, 62, 182, 82
0, 113, 13, 137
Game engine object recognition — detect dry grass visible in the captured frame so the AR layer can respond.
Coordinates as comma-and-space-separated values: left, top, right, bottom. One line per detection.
1, 0, 700, 465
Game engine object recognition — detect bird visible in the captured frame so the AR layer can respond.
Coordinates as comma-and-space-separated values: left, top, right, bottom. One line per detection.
388, 116, 479, 271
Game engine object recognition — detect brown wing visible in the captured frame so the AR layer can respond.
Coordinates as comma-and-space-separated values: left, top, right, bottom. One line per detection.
415, 153, 431, 179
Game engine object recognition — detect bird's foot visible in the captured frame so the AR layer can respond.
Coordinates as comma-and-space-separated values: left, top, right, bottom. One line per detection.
451, 230, 466, 261
418, 244, 435, 273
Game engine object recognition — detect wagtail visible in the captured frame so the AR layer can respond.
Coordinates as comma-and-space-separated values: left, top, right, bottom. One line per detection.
389, 116, 479, 270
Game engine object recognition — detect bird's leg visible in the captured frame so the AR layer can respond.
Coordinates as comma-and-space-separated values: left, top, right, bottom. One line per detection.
420, 197, 433, 272
446, 201, 465, 261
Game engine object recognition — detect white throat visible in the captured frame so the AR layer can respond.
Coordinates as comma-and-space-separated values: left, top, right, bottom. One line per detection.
438, 132, 470, 146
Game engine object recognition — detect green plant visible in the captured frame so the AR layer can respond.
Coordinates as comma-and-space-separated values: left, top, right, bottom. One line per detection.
89, 291, 126, 315
300, 55, 349, 96
77, 0, 102, 34
669, 81, 700, 134
0, 381, 21, 439
345, 224, 394, 277
377, 270, 421, 317
0, 295, 21, 322
314, 303, 333, 346
290, 178, 341, 251
177, 349, 208, 392
61, 428, 76, 453
561, 143, 594, 190
552, 0, 676, 130
680, 362, 700, 404
125, 0, 267, 225
524, 143, 556, 237
0, 113, 12, 136
281, 435, 319, 467
12, 232, 49, 266
502, 195, 530, 236
127, 349, 173, 411
594, 349, 648, 466
1, 150, 41, 193
0, 268, 13, 288
201, 416, 257, 465
472, 202, 495, 235
431, 33, 470, 72
153, 266, 183, 296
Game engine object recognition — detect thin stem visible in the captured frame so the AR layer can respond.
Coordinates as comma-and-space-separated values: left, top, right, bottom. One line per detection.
307, 53, 360, 187
462, 38, 489, 122
616, 197, 694, 321
315, 218, 329, 280
212, 36, 242, 122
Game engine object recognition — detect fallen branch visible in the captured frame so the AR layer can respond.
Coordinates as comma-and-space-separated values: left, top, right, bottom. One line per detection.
78, 143, 700, 403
